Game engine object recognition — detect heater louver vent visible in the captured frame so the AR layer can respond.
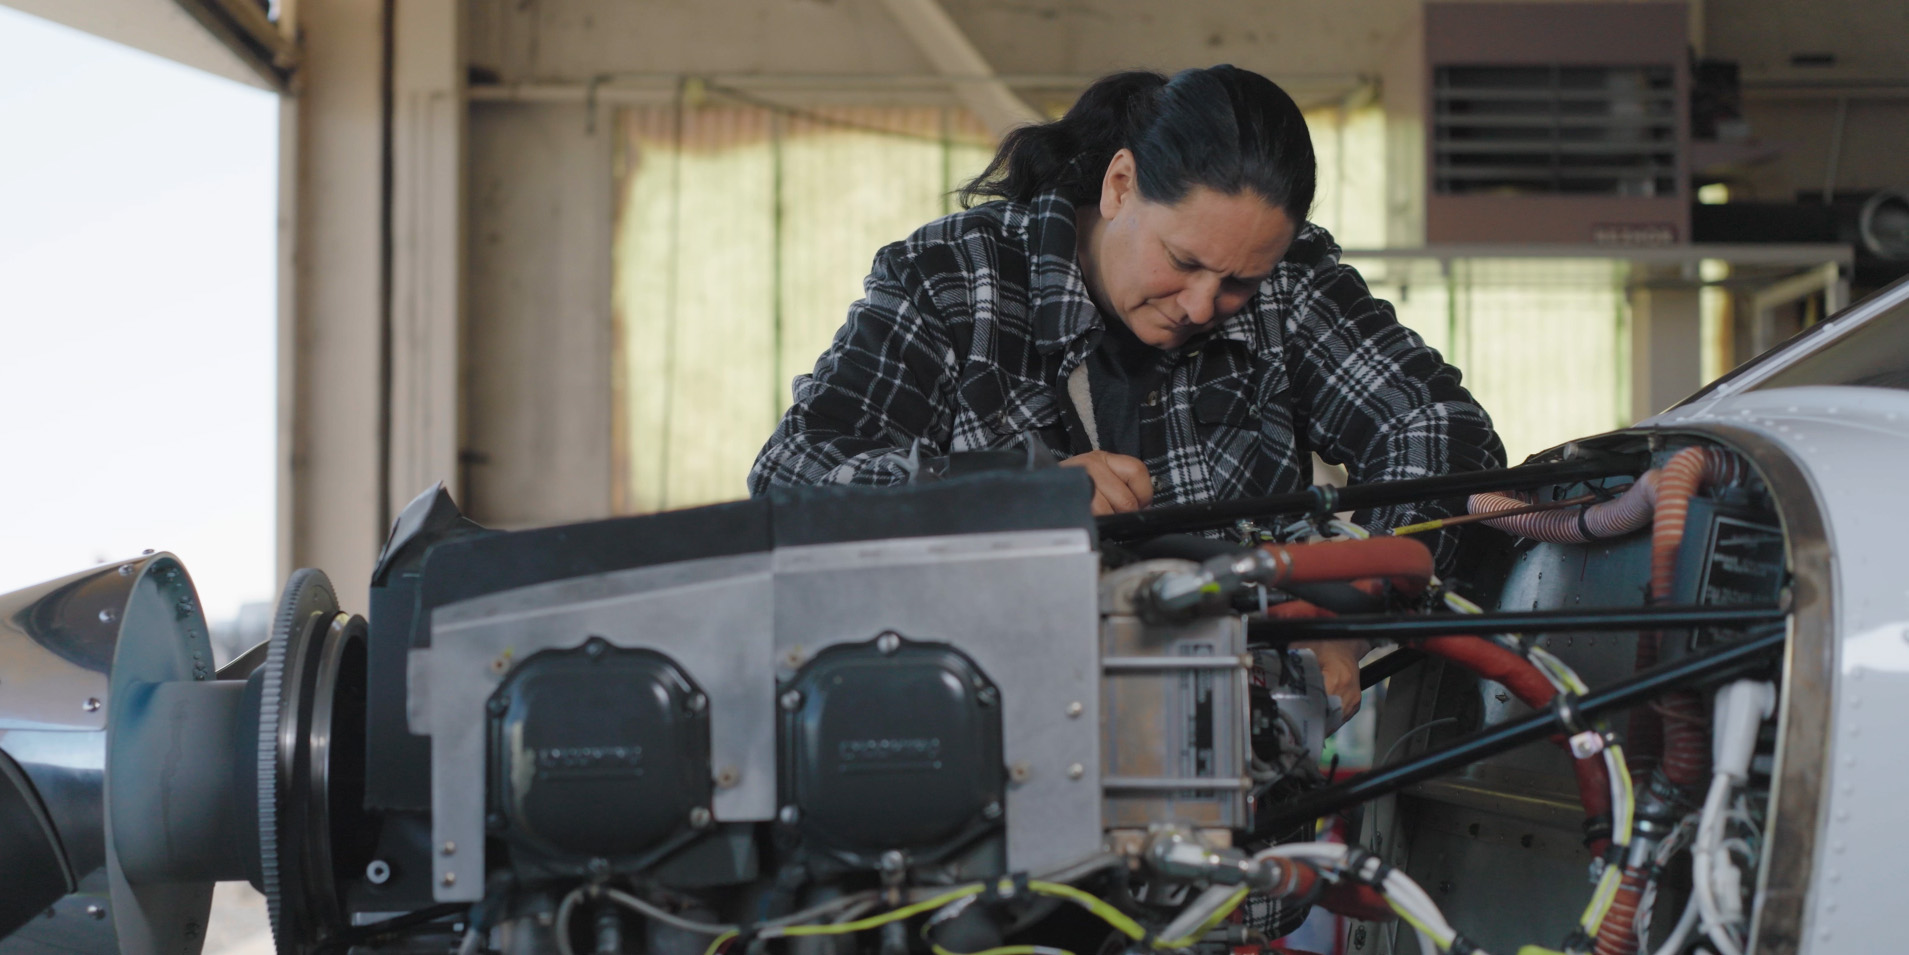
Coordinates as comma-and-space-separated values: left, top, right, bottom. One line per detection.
1434, 65, 1679, 198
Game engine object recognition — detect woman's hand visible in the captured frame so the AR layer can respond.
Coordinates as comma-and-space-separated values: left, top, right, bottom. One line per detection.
1060, 451, 1154, 516
1293, 639, 1370, 721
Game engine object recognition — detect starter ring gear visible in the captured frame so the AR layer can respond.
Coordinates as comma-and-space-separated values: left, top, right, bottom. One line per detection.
259, 568, 366, 955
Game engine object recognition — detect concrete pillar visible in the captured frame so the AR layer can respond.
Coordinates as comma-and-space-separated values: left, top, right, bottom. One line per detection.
1629, 282, 1705, 422
388, 0, 468, 520
278, 0, 389, 605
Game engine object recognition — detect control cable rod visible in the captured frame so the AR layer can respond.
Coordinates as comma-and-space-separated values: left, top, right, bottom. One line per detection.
1251, 604, 1784, 643
1253, 626, 1786, 837
1096, 452, 1650, 540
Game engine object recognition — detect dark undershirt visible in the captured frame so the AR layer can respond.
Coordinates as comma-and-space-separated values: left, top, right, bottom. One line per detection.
1085, 316, 1170, 459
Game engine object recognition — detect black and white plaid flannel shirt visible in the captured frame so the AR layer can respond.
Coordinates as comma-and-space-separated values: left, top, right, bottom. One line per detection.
748, 191, 1506, 569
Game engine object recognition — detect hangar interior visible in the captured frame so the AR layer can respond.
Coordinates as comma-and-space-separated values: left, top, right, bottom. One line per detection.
1, 1, 1907, 955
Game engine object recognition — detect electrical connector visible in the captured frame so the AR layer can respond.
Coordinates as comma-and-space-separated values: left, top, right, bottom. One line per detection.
1711, 680, 1776, 781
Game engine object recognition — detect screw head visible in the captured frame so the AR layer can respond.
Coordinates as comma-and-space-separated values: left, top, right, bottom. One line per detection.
1067, 763, 1085, 780
584, 637, 608, 659
778, 805, 800, 825
86, 904, 106, 920
982, 801, 1003, 820
587, 857, 611, 877
1065, 701, 1084, 718
1009, 762, 1032, 784
780, 690, 803, 712
689, 807, 713, 829
83, 698, 102, 713
715, 766, 741, 789
687, 693, 708, 714
441, 872, 457, 887
97, 609, 116, 624
117, 564, 134, 576
441, 841, 457, 856
487, 696, 508, 716
976, 685, 999, 707
876, 632, 902, 655
879, 850, 906, 873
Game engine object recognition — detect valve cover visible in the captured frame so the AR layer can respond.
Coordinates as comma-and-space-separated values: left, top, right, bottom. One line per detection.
780, 635, 1004, 866
489, 640, 711, 870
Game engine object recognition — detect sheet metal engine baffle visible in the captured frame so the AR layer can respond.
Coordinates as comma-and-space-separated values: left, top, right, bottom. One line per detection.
413, 528, 1104, 901
1099, 560, 1253, 834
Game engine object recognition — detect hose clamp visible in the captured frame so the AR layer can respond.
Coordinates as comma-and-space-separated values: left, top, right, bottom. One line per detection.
1552, 690, 1590, 737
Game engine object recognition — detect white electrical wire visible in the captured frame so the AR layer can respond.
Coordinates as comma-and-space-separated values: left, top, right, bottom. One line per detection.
1694, 774, 1747, 955
1438, 591, 1636, 939
1646, 893, 1702, 955
1253, 842, 1474, 955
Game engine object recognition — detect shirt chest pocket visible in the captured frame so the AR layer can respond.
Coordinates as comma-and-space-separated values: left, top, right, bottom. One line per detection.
1189, 348, 1287, 431
955, 368, 1065, 449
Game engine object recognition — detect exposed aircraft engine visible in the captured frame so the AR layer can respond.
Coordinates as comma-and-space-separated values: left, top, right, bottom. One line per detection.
0, 427, 1838, 955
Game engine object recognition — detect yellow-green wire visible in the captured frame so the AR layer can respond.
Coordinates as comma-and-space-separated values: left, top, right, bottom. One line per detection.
1026, 881, 1148, 941
1386, 897, 1455, 951
1152, 886, 1251, 950
701, 877, 1198, 955
701, 885, 989, 955
930, 946, 1074, 955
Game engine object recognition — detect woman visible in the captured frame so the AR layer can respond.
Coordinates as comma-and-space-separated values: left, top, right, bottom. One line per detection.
750, 66, 1504, 713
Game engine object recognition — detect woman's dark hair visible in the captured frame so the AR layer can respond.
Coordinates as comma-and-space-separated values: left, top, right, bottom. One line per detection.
959, 65, 1316, 222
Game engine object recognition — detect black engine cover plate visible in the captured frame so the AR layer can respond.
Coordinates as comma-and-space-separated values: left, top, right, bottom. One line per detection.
780, 635, 1004, 866
489, 640, 711, 869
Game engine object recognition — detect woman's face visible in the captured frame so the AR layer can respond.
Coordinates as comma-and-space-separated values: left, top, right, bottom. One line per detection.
1078, 149, 1296, 350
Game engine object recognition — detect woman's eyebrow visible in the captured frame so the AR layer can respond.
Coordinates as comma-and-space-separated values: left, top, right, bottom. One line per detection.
1165, 242, 1271, 283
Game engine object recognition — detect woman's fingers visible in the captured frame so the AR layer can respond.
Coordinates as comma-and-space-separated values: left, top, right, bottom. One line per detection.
1062, 451, 1153, 514
1100, 452, 1155, 509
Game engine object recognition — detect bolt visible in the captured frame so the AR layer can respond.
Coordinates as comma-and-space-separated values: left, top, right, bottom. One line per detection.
687, 693, 708, 714
982, 801, 1003, 820
876, 632, 902, 655
689, 807, 713, 829
780, 690, 803, 712
1067, 763, 1085, 780
442, 872, 457, 887
97, 609, 116, 624
365, 860, 392, 885
778, 805, 800, 825
1065, 701, 1084, 718
83, 698, 102, 713
880, 850, 906, 874
441, 841, 457, 856
86, 904, 106, 920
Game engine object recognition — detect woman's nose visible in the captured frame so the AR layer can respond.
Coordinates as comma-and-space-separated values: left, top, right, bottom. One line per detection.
1179, 275, 1222, 326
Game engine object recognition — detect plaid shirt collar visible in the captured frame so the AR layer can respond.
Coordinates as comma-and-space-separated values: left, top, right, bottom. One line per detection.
1020, 191, 1269, 363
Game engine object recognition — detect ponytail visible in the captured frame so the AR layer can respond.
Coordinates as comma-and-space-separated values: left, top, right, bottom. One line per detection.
959, 65, 1316, 223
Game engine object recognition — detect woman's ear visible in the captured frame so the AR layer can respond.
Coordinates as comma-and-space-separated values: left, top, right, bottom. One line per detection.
1099, 148, 1138, 221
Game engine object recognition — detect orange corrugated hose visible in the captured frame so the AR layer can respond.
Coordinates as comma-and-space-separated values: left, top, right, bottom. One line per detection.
1596, 445, 1749, 955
